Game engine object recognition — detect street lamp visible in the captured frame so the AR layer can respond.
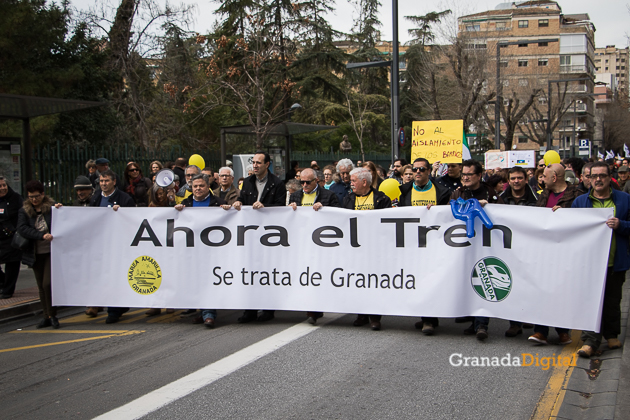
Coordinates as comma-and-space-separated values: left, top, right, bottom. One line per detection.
495, 38, 558, 149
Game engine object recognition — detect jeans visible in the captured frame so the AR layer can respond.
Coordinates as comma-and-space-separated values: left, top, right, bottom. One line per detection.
202, 309, 217, 320
475, 317, 489, 331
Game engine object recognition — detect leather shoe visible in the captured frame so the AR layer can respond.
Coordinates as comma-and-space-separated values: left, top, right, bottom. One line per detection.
204, 318, 215, 328
505, 325, 523, 337
421, 322, 434, 336
577, 345, 594, 358
608, 338, 622, 349
257, 312, 275, 322
476, 327, 488, 341
353, 315, 369, 327
105, 315, 120, 324
145, 308, 161, 316
193, 315, 204, 324
306, 316, 317, 325
237, 313, 257, 323
370, 321, 381, 331
463, 323, 475, 335
37, 318, 52, 329
51, 316, 60, 329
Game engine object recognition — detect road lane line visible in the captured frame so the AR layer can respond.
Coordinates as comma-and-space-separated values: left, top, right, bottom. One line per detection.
94, 313, 346, 420
0, 331, 144, 353
530, 330, 581, 420
10, 330, 138, 334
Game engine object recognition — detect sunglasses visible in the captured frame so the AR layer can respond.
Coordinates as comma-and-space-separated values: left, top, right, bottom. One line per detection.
300, 179, 315, 185
411, 167, 429, 173
129, 168, 139, 172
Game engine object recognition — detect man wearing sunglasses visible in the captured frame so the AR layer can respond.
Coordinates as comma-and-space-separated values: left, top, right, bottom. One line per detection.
397, 158, 450, 335
573, 161, 630, 357
288, 168, 339, 325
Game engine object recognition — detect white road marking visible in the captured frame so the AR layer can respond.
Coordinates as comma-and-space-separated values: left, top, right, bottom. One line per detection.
93, 314, 345, 419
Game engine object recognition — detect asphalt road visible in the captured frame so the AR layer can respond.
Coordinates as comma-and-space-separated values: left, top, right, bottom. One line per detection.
1, 308, 573, 419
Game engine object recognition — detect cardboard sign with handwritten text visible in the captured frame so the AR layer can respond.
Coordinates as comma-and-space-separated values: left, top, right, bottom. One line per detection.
411, 120, 464, 163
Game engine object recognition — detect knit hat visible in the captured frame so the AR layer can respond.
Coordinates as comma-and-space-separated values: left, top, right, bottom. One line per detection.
74, 175, 93, 190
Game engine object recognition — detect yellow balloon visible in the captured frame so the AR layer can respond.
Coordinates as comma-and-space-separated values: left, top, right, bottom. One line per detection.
543, 150, 561, 166
189, 154, 205, 169
379, 178, 401, 201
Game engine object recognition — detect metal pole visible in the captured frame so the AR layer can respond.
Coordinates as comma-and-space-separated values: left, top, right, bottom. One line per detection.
547, 80, 552, 150
391, 0, 400, 162
22, 118, 32, 184
571, 101, 577, 158
495, 43, 501, 149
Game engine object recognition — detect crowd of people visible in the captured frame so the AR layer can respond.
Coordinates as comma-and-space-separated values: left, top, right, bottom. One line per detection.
0, 151, 626, 360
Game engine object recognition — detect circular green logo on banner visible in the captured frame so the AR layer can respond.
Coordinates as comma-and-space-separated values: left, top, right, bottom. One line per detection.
471, 257, 512, 302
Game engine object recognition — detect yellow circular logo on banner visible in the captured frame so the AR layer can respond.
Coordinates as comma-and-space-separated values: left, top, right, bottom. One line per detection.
128, 256, 162, 295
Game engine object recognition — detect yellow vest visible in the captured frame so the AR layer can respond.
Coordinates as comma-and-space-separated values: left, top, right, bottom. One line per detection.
354, 192, 375, 210
411, 184, 437, 206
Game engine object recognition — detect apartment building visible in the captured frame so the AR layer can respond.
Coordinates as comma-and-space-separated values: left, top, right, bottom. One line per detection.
594, 45, 629, 98
458, 1, 596, 153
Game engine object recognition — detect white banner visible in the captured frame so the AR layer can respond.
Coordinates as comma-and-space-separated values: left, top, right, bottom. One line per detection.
51, 206, 612, 331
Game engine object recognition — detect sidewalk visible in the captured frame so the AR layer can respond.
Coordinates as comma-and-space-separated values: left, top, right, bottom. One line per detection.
0, 264, 42, 322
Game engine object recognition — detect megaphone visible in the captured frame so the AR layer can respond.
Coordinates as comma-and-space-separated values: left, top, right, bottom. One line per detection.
155, 169, 175, 188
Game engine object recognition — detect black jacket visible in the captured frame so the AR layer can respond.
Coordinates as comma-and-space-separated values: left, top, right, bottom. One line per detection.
181, 194, 226, 207
330, 180, 352, 204
398, 179, 450, 207
435, 175, 462, 193
500, 184, 539, 206
450, 182, 504, 204
123, 177, 152, 207
239, 172, 286, 207
342, 187, 392, 209
289, 187, 340, 207
0, 187, 23, 263
89, 188, 136, 208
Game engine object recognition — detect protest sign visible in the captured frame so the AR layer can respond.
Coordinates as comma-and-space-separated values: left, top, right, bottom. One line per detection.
412, 120, 464, 163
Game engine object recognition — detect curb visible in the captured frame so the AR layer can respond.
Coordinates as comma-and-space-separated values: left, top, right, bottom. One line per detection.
0, 300, 43, 324
552, 274, 630, 420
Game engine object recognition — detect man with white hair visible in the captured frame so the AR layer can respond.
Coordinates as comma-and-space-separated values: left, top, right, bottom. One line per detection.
213, 166, 240, 205
330, 158, 354, 203
342, 167, 392, 331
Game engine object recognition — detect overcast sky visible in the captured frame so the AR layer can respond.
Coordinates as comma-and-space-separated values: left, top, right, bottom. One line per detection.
70, 0, 628, 48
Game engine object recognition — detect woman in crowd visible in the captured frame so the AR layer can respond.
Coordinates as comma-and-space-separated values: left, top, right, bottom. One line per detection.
0, 177, 23, 299
149, 160, 163, 176
534, 167, 546, 194
363, 161, 383, 189
17, 181, 59, 328
323, 165, 336, 190
487, 174, 506, 195
401, 165, 413, 184
123, 162, 152, 207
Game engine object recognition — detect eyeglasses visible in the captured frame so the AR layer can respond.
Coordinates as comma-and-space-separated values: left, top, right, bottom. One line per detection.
538, 164, 546, 167
218, 174, 231, 178
591, 174, 609, 180
411, 167, 429, 173
185, 174, 194, 178
129, 168, 139, 172
300, 179, 315, 185
461, 172, 478, 178
28, 194, 42, 200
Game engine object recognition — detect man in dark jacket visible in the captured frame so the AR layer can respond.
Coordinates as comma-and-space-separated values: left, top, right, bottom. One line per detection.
573, 162, 630, 357
342, 167, 391, 331
89, 169, 135, 323
89, 170, 135, 208
500, 167, 538, 206
397, 158, 449, 335
398, 158, 450, 209
289, 168, 339, 211
213, 167, 240, 206
289, 168, 339, 325
528, 163, 580, 345
329, 158, 354, 203
233, 151, 286, 323
451, 159, 504, 341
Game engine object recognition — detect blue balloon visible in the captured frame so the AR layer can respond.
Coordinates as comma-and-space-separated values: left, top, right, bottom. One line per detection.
450, 198, 494, 238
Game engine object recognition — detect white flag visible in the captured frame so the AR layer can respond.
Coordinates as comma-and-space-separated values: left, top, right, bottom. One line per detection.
624, 144, 629, 157
606, 150, 615, 160
597, 151, 604, 159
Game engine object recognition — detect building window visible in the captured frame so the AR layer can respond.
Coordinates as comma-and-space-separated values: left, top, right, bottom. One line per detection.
518, 43, 528, 48
560, 55, 571, 65
538, 42, 548, 47
538, 59, 548, 66
496, 21, 506, 29
518, 60, 528, 67
538, 19, 549, 27
500, 61, 508, 68
466, 24, 480, 31
622, 66, 626, 70
519, 79, 528, 86
518, 20, 528, 28
518, 136, 528, 143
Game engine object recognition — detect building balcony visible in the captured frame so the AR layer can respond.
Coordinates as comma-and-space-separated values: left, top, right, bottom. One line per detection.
560, 64, 593, 75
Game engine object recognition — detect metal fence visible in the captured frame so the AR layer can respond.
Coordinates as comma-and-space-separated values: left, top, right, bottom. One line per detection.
33, 143, 221, 204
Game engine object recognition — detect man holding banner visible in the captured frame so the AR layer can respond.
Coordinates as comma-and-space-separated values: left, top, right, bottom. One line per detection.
343, 167, 392, 330
398, 157, 450, 335
573, 162, 630, 357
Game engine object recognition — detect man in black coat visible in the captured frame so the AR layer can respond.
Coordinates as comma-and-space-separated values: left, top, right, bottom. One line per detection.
89, 169, 135, 323
89, 170, 135, 208
288, 168, 339, 325
0, 178, 23, 299
232, 151, 286, 323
